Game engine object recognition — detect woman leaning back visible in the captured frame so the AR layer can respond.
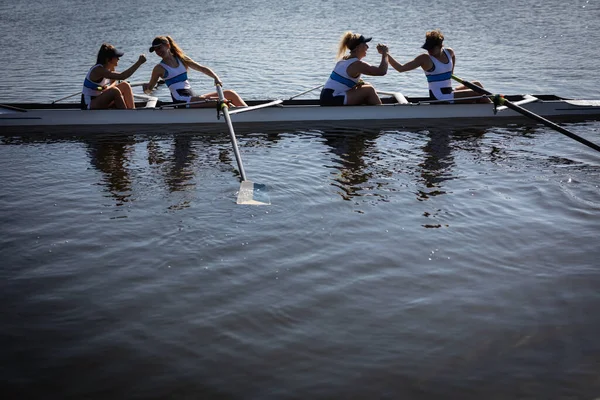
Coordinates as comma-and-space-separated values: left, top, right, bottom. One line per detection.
142, 36, 247, 107
320, 31, 389, 106
387, 29, 488, 103
82, 43, 146, 110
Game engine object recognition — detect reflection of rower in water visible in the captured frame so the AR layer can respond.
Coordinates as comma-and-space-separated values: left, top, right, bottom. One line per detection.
322, 130, 381, 200
85, 135, 136, 206
417, 129, 454, 201
417, 127, 487, 201
146, 135, 199, 196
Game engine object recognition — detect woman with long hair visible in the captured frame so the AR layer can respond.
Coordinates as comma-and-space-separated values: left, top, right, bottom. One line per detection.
143, 36, 246, 107
320, 31, 389, 106
82, 43, 146, 109
387, 29, 488, 103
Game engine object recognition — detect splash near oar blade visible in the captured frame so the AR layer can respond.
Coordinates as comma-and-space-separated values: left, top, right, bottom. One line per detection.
451, 75, 600, 153
237, 181, 270, 205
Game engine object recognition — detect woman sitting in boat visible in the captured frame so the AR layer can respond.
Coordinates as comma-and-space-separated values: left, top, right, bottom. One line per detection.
320, 31, 389, 106
387, 29, 488, 103
142, 36, 247, 107
82, 43, 146, 110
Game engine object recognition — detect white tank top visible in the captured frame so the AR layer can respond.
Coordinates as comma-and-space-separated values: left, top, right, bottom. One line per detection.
424, 49, 454, 101
323, 58, 360, 96
82, 64, 111, 97
160, 57, 192, 98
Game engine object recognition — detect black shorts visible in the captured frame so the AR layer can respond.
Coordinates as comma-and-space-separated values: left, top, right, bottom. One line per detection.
80, 94, 97, 110
319, 88, 345, 106
171, 88, 196, 102
429, 87, 453, 100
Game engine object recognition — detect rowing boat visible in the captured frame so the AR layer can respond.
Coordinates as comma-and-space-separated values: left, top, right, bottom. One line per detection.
2, 94, 600, 134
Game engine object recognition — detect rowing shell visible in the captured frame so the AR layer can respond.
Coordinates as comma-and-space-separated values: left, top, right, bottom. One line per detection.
2, 95, 600, 134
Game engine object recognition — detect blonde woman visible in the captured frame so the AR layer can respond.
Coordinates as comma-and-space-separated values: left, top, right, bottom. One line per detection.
387, 29, 487, 102
320, 31, 389, 106
143, 36, 246, 107
82, 43, 146, 110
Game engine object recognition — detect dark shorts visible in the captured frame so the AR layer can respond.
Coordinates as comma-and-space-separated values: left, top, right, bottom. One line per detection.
80, 94, 97, 110
319, 88, 345, 106
429, 87, 453, 100
171, 88, 196, 102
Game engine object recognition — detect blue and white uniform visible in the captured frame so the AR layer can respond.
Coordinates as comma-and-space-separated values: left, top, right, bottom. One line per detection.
160, 57, 195, 102
424, 48, 454, 101
81, 64, 111, 109
320, 58, 360, 106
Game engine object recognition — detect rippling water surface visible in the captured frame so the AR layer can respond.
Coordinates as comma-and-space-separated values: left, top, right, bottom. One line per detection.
1, 0, 600, 399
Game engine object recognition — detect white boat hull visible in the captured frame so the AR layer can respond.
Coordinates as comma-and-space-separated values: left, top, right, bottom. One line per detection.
2, 96, 600, 134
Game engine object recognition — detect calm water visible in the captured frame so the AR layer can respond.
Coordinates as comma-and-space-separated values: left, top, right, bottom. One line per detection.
1, 1, 600, 399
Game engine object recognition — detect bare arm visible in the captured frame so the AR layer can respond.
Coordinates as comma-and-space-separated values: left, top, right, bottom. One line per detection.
447, 47, 456, 73
347, 49, 389, 77
143, 64, 166, 94
184, 58, 222, 85
388, 53, 428, 73
91, 55, 146, 82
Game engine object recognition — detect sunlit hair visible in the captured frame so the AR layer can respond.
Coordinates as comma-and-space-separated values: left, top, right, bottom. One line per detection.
336, 31, 363, 60
425, 29, 444, 45
152, 35, 192, 65
96, 43, 118, 65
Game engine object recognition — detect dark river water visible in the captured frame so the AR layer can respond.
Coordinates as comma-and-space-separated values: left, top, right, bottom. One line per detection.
1, 0, 599, 398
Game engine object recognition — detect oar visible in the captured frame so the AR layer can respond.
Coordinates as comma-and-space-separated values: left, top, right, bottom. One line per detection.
215, 84, 270, 205
51, 80, 164, 104
288, 84, 323, 100
52, 91, 86, 104
452, 74, 600, 153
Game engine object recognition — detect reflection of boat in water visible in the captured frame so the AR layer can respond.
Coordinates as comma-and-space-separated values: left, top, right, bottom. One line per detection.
2, 94, 600, 134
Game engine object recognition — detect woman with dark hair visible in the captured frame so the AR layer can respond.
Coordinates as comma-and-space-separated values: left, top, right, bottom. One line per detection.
82, 43, 146, 109
319, 31, 389, 106
387, 30, 487, 103
142, 36, 246, 107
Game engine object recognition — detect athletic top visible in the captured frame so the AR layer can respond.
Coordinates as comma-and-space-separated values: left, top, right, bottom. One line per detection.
160, 57, 192, 98
424, 48, 454, 101
81, 64, 112, 109
323, 58, 361, 96
82, 65, 111, 97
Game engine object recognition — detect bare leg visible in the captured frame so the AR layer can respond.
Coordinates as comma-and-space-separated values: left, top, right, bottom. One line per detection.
91, 87, 126, 109
116, 82, 135, 109
454, 81, 491, 103
188, 95, 218, 108
198, 89, 248, 107
224, 89, 247, 107
345, 84, 382, 105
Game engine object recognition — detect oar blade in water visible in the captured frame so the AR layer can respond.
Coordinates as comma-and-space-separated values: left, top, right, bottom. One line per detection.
237, 181, 270, 205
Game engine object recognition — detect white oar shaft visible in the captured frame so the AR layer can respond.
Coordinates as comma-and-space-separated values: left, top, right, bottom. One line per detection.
288, 84, 323, 100
228, 99, 283, 115
216, 85, 247, 181
52, 92, 81, 104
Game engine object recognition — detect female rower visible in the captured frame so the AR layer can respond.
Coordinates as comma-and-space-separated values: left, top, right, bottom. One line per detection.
319, 31, 389, 106
387, 29, 488, 103
82, 43, 146, 110
142, 36, 247, 107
